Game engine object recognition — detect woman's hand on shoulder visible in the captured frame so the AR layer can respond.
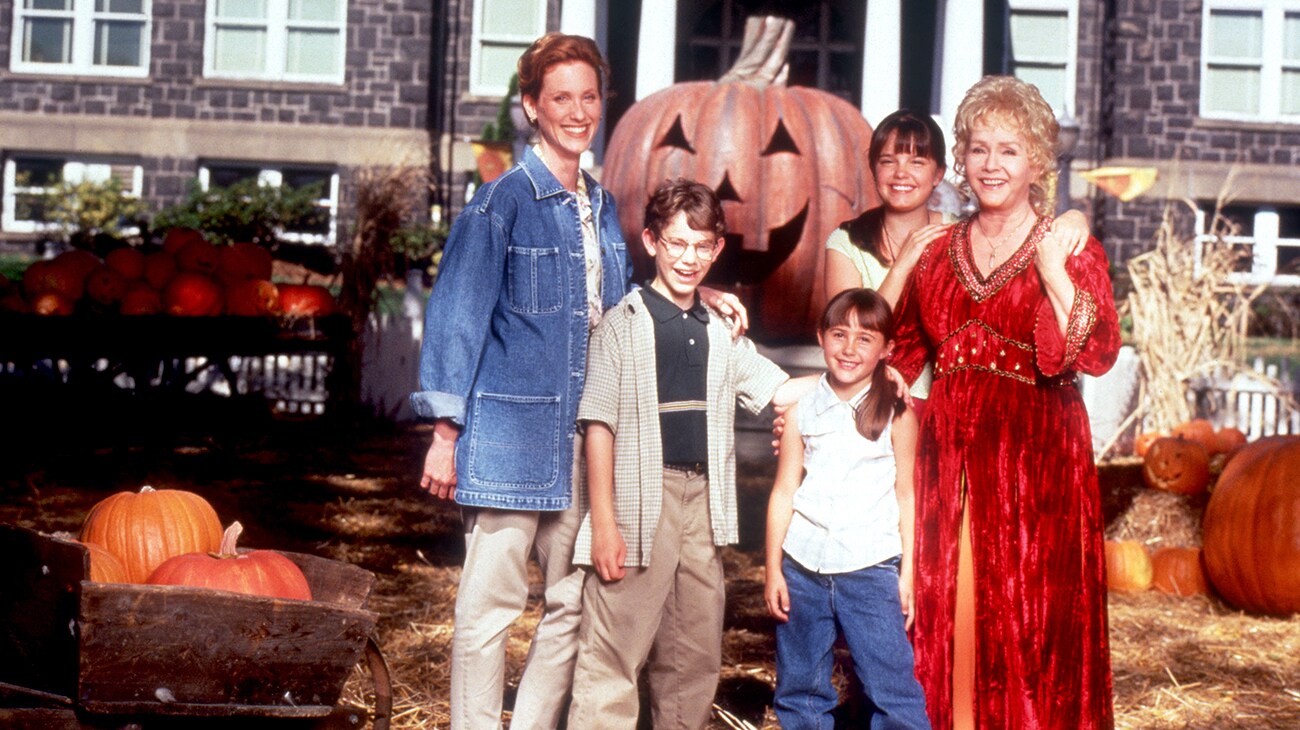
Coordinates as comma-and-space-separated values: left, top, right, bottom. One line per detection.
1049, 209, 1091, 257
698, 286, 748, 338
1035, 222, 1076, 278
895, 222, 951, 270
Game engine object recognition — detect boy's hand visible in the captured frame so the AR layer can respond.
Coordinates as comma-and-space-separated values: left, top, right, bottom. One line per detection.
765, 572, 791, 622
899, 570, 916, 632
592, 523, 627, 582
770, 404, 787, 456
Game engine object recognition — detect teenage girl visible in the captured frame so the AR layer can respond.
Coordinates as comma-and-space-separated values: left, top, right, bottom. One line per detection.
765, 288, 930, 730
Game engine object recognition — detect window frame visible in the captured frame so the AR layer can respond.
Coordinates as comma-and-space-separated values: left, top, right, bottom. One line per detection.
1195, 204, 1300, 286
9, 0, 152, 78
198, 162, 340, 246
2, 155, 144, 234
1007, 0, 1079, 115
1200, 0, 1300, 123
468, 0, 547, 97
203, 0, 347, 84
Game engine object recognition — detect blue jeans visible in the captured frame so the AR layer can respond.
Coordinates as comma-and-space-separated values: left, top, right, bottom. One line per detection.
774, 555, 929, 730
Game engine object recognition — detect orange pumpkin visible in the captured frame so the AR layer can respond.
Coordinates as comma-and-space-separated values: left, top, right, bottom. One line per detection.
147, 522, 312, 601
53, 249, 103, 282
1211, 427, 1247, 456
278, 284, 335, 316
602, 17, 876, 339
143, 251, 178, 290
80, 485, 223, 583
1134, 431, 1165, 457
119, 284, 162, 315
85, 266, 128, 306
217, 243, 274, 284
226, 279, 281, 316
78, 540, 129, 583
1171, 418, 1217, 452
1142, 437, 1211, 495
31, 291, 75, 316
1150, 547, 1209, 597
175, 238, 221, 275
23, 258, 86, 301
104, 246, 145, 280
162, 227, 206, 255
1202, 436, 1300, 615
1104, 540, 1153, 592
163, 272, 224, 316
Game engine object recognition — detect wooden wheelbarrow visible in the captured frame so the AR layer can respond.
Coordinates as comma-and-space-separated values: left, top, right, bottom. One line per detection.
0, 525, 392, 729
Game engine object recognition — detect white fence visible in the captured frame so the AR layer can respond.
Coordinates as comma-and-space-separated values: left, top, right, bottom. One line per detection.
1190, 357, 1299, 440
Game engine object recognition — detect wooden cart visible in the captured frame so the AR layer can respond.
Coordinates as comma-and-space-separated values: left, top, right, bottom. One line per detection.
0, 312, 351, 418
0, 525, 392, 729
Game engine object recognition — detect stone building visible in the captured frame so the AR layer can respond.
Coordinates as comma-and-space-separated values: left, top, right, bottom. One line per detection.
4, 0, 1298, 281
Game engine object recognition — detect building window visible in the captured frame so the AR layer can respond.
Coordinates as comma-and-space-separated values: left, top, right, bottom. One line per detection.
205, 0, 345, 83
9, 0, 150, 77
2, 155, 143, 233
1007, 0, 1078, 114
1196, 202, 1300, 285
1202, 1, 1300, 122
199, 163, 339, 245
677, 0, 864, 106
469, 0, 546, 96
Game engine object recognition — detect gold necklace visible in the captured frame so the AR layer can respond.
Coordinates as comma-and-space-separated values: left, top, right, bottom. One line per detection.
975, 211, 1032, 270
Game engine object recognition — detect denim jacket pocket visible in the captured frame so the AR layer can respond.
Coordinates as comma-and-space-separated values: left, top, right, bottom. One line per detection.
507, 245, 562, 314
467, 392, 561, 489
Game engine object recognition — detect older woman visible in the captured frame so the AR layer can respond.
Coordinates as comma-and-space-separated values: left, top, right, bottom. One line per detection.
890, 76, 1120, 729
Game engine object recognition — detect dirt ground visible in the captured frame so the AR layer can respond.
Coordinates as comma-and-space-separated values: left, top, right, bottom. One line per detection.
1, 412, 1297, 729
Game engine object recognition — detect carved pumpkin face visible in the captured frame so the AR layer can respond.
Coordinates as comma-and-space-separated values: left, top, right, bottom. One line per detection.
604, 82, 876, 339
1141, 437, 1211, 496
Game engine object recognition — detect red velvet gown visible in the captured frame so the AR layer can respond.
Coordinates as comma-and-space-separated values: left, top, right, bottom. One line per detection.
891, 217, 1120, 729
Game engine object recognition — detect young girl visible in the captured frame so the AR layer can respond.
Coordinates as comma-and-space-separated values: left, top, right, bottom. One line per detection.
765, 288, 929, 730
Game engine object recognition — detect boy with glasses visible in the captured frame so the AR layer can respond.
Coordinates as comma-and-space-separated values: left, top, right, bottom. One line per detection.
567, 178, 812, 728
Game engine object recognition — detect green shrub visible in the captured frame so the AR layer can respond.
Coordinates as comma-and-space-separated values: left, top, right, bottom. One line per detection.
153, 178, 325, 246
33, 178, 147, 245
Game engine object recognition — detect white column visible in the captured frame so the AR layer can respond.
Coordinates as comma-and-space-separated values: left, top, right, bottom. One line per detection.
936, 0, 984, 131
862, 0, 901, 126
636, 0, 677, 99
560, 0, 597, 39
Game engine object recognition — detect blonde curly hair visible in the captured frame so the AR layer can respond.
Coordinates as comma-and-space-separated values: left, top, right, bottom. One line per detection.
952, 76, 1060, 217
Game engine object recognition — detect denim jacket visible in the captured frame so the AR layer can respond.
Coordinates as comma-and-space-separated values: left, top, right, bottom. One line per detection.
410, 147, 633, 510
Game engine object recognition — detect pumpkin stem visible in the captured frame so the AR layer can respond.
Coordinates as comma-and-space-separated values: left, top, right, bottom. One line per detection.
140, 485, 156, 493
718, 15, 793, 88
219, 521, 244, 556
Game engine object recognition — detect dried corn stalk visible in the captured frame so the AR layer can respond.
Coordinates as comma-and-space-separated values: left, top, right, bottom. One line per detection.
1125, 199, 1265, 433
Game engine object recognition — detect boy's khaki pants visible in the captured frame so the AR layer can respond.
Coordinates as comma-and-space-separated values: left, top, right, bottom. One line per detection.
568, 467, 726, 730
449, 440, 585, 730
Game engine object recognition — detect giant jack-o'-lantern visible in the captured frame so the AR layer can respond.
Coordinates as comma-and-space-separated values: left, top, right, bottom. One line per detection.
602, 16, 877, 339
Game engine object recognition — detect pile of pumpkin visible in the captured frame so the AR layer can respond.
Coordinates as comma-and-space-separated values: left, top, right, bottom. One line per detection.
72, 485, 312, 602
0, 227, 335, 318
1106, 422, 1300, 617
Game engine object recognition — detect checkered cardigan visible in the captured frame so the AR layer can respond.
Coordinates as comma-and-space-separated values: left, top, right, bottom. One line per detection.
574, 289, 788, 567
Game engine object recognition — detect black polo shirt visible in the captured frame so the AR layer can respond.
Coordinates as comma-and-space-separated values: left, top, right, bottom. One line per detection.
641, 284, 709, 465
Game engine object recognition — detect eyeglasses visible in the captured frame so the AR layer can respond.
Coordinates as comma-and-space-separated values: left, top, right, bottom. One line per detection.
657, 236, 719, 261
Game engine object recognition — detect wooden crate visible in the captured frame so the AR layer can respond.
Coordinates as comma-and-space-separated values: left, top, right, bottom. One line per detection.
0, 525, 377, 717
